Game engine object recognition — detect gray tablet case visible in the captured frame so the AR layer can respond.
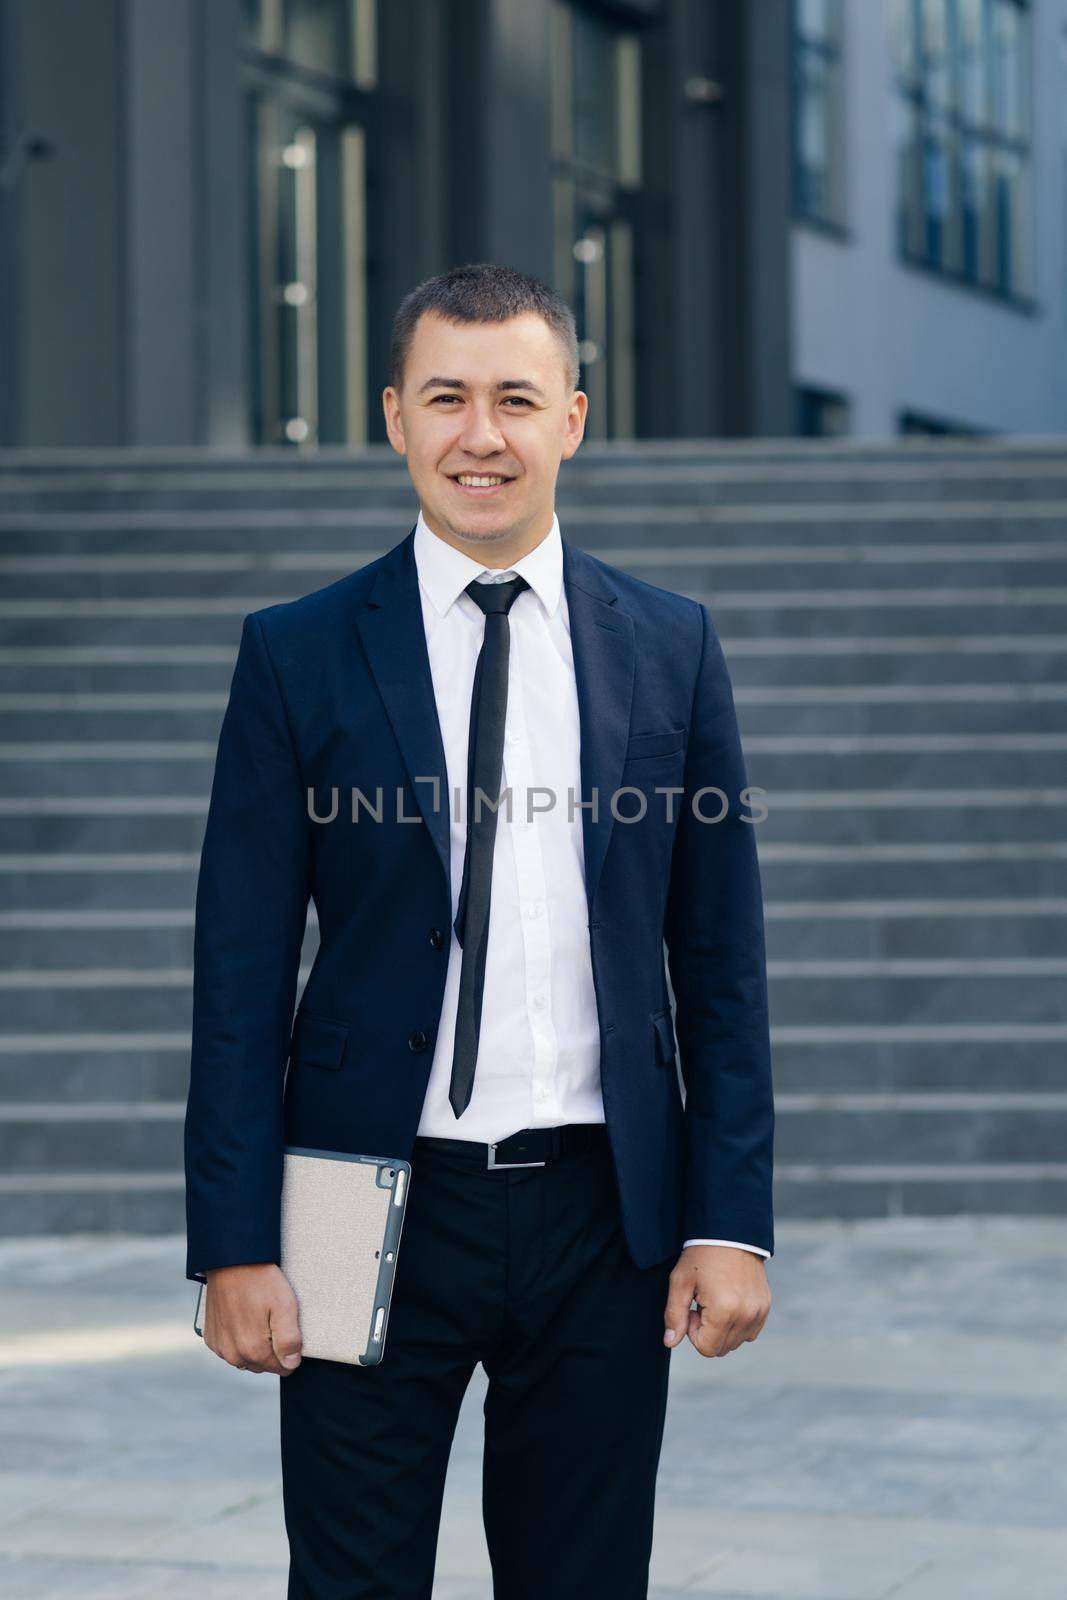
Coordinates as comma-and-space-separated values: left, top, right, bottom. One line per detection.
194, 1146, 411, 1366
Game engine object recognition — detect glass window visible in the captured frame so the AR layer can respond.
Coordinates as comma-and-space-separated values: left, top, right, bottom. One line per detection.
891, 0, 1032, 300
793, 0, 846, 227
244, 0, 376, 89
552, 3, 642, 187
548, 2, 643, 441
796, 385, 850, 437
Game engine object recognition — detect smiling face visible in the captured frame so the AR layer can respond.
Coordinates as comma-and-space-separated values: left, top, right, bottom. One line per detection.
382, 310, 587, 566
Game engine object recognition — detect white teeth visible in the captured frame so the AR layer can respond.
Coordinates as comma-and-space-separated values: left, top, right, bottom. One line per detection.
456, 475, 508, 487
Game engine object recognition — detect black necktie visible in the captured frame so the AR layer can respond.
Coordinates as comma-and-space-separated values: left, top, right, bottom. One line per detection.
449, 572, 531, 1118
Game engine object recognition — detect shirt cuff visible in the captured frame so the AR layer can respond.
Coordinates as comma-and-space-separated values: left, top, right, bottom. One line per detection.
682, 1238, 770, 1258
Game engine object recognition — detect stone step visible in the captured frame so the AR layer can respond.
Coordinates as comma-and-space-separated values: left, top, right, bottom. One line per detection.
773, 1101, 1067, 1164
0, 959, 1059, 1032
0, 756, 217, 797
2, 609, 1064, 662
6, 588, 1062, 643
725, 643, 1067, 688
745, 748, 1067, 787
755, 854, 1067, 898
2, 901, 1064, 972
25, 479, 1067, 516
767, 1035, 1067, 1093
0, 1095, 1062, 1177
0, 1044, 194, 1105
738, 697, 1066, 737
0, 845, 1062, 907
0, 438, 1064, 483
5, 505, 1067, 554
0, 919, 202, 970
0, 865, 204, 910
771, 1167, 1067, 1222
755, 799, 1067, 845
2, 692, 1063, 742
4, 592, 1062, 646
0, 616, 262, 649
3, 740, 1064, 795
765, 969, 1064, 1026
1, 1029, 1063, 1117
1, 437, 1063, 472
1, 1161, 1063, 1237
5, 550, 1067, 603
0, 709, 227, 742
0, 811, 208, 853
0, 1114, 185, 1175
11, 472, 1067, 509
0, 791, 1063, 852
0, 1182, 188, 1238
1, 640, 1066, 693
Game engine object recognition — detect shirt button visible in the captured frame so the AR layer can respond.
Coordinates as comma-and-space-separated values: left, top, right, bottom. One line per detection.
532, 994, 546, 1009
526, 903, 543, 920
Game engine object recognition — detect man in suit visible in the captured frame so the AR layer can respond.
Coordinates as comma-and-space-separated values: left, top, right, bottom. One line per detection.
185, 262, 774, 1599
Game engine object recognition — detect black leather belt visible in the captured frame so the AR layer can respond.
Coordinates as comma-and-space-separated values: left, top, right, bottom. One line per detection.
414, 1123, 608, 1169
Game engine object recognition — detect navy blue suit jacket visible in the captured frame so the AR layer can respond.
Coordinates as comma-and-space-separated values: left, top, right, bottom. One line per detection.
184, 525, 774, 1280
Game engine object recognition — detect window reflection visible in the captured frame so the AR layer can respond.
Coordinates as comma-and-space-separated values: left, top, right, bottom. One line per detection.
793, 0, 845, 226
549, 1, 642, 441
891, 0, 1032, 299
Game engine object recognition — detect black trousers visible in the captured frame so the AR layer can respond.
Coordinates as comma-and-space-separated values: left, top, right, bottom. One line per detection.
280, 1127, 676, 1599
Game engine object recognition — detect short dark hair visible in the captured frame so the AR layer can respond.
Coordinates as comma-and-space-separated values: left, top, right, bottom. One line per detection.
390, 262, 580, 394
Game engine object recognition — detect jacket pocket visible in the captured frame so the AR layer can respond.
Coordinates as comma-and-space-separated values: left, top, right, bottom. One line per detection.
625, 727, 686, 761
651, 1007, 677, 1067
289, 1009, 349, 1071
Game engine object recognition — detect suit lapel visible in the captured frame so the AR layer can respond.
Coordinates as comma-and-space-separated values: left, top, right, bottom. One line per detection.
355, 526, 635, 918
356, 529, 453, 894
561, 537, 635, 917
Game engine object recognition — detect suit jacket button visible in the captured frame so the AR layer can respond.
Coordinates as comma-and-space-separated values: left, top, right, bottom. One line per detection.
408, 1029, 429, 1051
429, 927, 443, 949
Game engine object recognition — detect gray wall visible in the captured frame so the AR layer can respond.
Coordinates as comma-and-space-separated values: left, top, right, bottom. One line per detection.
1, 0, 247, 448
6, 0, 127, 445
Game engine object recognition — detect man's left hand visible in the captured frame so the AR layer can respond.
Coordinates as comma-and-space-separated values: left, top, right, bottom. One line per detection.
662, 1244, 772, 1357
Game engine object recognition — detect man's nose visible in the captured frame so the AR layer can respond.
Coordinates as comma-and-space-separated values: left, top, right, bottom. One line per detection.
457, 407, 506, 451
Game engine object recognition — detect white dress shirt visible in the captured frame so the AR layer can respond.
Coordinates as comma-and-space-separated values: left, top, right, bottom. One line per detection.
411, 509, 768, 1261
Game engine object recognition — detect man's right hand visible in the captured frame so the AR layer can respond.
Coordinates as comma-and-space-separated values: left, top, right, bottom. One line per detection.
202, 1262, 303, 1376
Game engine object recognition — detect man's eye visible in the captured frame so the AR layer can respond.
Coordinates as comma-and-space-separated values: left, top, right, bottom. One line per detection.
429, 395, 532, 406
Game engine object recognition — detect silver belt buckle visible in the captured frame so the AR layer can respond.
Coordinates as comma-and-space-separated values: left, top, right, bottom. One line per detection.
487, 1142, 547, 1170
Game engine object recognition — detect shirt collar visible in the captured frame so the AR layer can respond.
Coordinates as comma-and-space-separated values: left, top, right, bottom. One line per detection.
413, 508, 563, 620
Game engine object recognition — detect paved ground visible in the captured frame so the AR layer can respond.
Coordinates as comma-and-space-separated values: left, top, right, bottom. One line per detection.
0, 1216, 1064, 1600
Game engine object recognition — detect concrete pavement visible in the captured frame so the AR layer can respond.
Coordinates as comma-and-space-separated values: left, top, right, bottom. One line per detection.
0, 1215, 1064, 1599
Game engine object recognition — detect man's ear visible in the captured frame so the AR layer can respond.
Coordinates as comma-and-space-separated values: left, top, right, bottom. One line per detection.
381, 388, 406, 455
561, 390, 588, 460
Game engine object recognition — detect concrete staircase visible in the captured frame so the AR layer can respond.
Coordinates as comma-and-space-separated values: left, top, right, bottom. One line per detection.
1, 438, 1065, 1235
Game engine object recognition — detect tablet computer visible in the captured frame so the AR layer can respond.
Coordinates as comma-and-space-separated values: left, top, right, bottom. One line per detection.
194, 1147, 411, 1366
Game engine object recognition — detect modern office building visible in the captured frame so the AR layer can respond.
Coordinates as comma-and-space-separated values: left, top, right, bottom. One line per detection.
1, 0, 1065, 449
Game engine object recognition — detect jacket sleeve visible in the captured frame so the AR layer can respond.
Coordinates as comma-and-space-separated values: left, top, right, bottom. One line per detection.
183, 612, 311, 1282
663, 601, 775, 1256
